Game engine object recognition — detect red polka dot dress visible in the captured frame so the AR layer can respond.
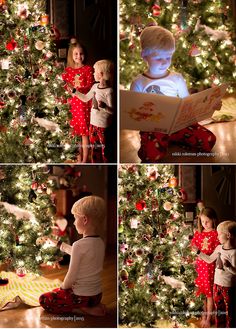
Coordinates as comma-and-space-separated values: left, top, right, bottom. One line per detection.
191, 230, 220, 297
62, 65, 94, 136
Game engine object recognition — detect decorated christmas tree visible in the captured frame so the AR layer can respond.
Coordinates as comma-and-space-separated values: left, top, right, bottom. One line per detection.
120, 0, 236, 92
0, 0, 77, 162
0, 165, 62, 274
119, 164, 203, 327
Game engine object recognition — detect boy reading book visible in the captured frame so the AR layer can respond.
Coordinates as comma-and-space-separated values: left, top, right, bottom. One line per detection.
130, 24, 221, 163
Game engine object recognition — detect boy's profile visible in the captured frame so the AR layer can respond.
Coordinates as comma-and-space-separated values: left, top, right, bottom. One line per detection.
131, 24, 218, 163
39, 196, 106, 316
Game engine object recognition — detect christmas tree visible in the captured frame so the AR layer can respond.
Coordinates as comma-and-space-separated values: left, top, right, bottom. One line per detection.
120, 0, 236, 92
0, 0, 77, 162
119, 164, 203, 327
0, 165, 61, 274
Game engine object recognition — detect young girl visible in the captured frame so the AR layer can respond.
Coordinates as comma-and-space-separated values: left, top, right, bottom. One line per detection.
72, 59, 114, 163
62, 39, 94, 163
191, 207, 220, 328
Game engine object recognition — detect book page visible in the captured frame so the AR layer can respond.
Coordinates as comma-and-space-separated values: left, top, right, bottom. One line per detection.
120, 90, 181, 134
170, 84, 228, 134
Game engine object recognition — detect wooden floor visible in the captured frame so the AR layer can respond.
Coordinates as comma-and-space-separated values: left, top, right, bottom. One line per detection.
120, 94, 236, 164
0, 250, 117, 328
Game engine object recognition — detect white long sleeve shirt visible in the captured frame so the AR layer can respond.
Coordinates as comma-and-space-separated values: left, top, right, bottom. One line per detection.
60, 236, 105, 295
130, 71, 189, 98
199, 245, 236, 287
75, 83, 113, 128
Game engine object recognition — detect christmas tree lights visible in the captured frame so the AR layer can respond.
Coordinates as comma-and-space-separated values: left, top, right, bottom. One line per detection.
119, 164, 203, 327
120, 0, 236, 93
0, 0, 78, 162
0, 165, 62, 274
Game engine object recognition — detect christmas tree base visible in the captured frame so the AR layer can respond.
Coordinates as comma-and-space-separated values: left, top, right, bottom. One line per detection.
0, 271, 61, 310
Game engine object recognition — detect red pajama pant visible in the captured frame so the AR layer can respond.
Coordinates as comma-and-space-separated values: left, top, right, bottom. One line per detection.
138, 123, 216, 162
213, 284, 236, 328
39, 288, 102, 314
89, 125, 107, 163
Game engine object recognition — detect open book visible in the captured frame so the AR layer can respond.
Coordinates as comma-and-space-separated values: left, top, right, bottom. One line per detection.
120, 84, 228, 134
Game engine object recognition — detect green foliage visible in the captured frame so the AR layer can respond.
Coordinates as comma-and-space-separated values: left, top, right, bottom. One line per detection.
120, 0, 236, 92
119, 165, 203, 327
0, 0, 78, 162
0, 165, 61, 274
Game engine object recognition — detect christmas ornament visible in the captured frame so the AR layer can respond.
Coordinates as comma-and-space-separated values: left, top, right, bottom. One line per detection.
120, 243, 128, 253
135, 248, 144, 256
135, 200, 146, 211
35, 40, 45, 51
1, 58, 10, 70
148, 170, 158, 181
6, 38, 17, 51
40, 14, 49, 26
17, 4, 29, 19
152, 4, 161, 17
189, 44, 201, 57
130, 218, 140, 229
36, 236, 48, 246
31, 182, 38, 190
163, 201, 172, 211
120, 269, 129, 281
55, 217, 68, 232
125, 258, 134, 266
16, 267, 26, 277
169, 177, 178, 187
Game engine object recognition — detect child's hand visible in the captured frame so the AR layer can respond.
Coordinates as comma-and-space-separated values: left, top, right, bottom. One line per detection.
223, 259, 232, 268
213, 100, 222, 111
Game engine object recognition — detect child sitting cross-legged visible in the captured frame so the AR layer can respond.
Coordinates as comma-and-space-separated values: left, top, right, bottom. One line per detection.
195, 220, 236, 328
39, 196, 106, 316
131, 24, 221, 163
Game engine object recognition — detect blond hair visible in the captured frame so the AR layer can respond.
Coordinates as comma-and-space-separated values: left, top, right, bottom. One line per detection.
140, 26, 175, 57
94, 59, 114, 85
71, 195, 106, 230
217, 220, 236, 237
66, 41, 87, 68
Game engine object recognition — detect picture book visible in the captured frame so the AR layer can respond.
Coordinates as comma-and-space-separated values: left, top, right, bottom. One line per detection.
120, 84, 228, 134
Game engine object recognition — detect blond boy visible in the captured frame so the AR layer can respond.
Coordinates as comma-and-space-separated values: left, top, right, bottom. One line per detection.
131, 25, 217, 163
39, 196, 106, 316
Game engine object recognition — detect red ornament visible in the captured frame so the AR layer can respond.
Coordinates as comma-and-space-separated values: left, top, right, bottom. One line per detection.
169, 177, 178, 187
152, 4, 161, 16
6, 38, 17, 51
148, 170, 157, 181
189, 44, 201, 57
125, 258, 134, 266
135, 200, 146, 211
31, 182, 38, 190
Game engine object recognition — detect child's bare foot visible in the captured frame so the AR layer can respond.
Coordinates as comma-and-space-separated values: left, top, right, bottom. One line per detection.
201, 318, 211, 328
76, 154, 82, 163
74, 303, 107, 316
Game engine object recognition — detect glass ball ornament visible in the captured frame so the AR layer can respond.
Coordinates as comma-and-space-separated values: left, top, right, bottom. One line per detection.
16, 267, 26, 277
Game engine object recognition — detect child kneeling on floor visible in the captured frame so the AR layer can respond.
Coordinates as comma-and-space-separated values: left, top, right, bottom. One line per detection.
39, 196, 106, 316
